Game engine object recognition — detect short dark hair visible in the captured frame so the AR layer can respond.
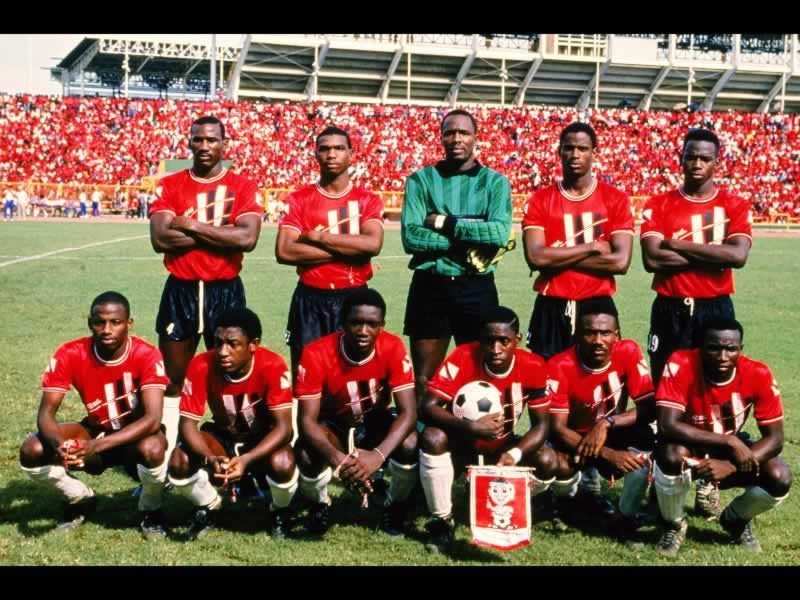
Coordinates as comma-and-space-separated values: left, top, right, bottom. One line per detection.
577, 296, 619, 329
702, 318, 744, 343
441, 109, 478, 134
559, 122, 597, 148
480, 306, 520, 334
191, 116, 225, 139
316, 126, 352, 149
342, 288, 386, 323
683, 128, 720, 154
91, 291, 130, 318
216, 308, 262, 341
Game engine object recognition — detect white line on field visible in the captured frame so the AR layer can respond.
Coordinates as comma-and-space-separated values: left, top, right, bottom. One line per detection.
0, 252, 409, 264
0, 235, 150, 269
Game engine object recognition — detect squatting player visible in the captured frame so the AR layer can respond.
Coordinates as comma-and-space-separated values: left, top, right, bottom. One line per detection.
149, 116, 262, 462
168, 309, 298, 540
400, 109, 512, 408
294, 289, 418, 537
419, 306, 555, 551
652, 319, 791, 556
546, 297, 655, 538
641, 128, 753, 518
276, 126, 384, 380
19, 292, 170, 538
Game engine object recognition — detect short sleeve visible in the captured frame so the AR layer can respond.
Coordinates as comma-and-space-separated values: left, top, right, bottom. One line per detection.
546, 360, 570, 415
655, 354, 690, 413
608, 187, 635, 235
280, 191, 304, 232
725, 195, 753, 243
523, 354, 550, 410
180, 357, 208, 421
295, 346, 324, 401
232, 178, 263, 222
639, 196, 663, 240
264, 355, 293, 410
521, 191, 546, 231
427, 346, 469, 402
624, 342, 655, 403
137, 345, 169, 391
361, 192, 385, 226
41, 343, 74, 394
387, 338, 415, 393
148, 178, 176, 217
753, 364, 783, 426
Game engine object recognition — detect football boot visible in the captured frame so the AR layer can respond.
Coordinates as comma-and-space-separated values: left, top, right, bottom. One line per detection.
184, 506, 216, 541
305, 502, 331, 536
656, 518, 688, 557
720, 507, 762, 553
694, 479, 721, 520
380, 500, 410, 537
55, 494, 97, 533
424, 516, 455, 552
140, 509, 169, 541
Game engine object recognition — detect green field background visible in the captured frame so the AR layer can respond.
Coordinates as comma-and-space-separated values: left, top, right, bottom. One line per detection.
0, 222, 797, 565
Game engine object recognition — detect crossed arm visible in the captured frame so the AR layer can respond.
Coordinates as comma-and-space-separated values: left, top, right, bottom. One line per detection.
641, 235, 750, 274
524, 229, 633, 276
150, 212, 261, 254
275, 220, 383, 266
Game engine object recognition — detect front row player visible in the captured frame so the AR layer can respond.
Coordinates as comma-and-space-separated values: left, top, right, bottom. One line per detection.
19, 292, 171, 538
168, 309, 298, 539
653, 319, 792, 556
419, 306, 556, 550
295, 289, 419, 537
546, 297, 655, 534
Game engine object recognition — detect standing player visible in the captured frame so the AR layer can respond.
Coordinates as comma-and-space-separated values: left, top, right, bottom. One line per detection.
401, 109, 513, 408
522, 122, 634, 360
149, 116, 262, 464
168, 308, 298, 539
18, 292, 170, 538
641, 128, 752, 518
652, 319, 791, 556
418, 307, 555, 550
275, 126, 384, 380
294, 289, 418, 537
546, 298, 655, 537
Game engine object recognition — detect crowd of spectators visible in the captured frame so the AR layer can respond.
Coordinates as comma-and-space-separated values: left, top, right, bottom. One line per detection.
1, 93, 798, 219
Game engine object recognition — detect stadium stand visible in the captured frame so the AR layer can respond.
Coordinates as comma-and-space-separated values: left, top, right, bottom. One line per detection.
0, 93, 798, 220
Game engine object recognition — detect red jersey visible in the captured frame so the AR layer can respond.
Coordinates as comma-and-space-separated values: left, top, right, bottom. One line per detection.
295, 330, 414, 427
180, 347, 292, 440
522, 180, 634, 300
547, 340, 654, 434
41, 336, 168, 433
428, 343, 550, 453
655, 349, 783, 435
149, 168, 262, 282
280, 183, 384, 289
640, 187, 752, 298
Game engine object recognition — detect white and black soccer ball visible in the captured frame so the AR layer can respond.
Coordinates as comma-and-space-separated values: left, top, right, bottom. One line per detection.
452, 380, 502, 421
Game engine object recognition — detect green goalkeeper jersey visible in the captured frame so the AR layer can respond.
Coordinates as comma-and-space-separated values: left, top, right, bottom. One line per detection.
400, 162, 512, 277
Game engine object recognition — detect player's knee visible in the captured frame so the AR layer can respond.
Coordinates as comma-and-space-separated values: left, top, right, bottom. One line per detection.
295, 442, 324, 476
552, 452, 577, 480
168, 447, 192, 478
654, 443, 690, 475
530, 446, 558, 479
19, 434, 46, 467
268, 446, 297, 480
761, 458, 793, 497
393, 430, 419, 464
420, 426, 449, 455
137, 434, 167, 467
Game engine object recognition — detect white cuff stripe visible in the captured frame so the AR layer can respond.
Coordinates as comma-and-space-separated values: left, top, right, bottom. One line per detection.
42, 387, 69, 393
655, 401, 686, 412
757, 416, 784, 425
235, 211, 262, 221
633, 392, 655, 403
523, 225, 545, 231
611, 229, 636, 236
141, 384, 167, 390
726, 233, 753, 241
428, 387, 453, 401
528, 399, 551, 408
641, 231, 664, 239
297, 393, 322, 401
269, 404, 293, 411
365, 218, 385, 227
280, 224, 302, 232
151, 209, 177, 216
391, 383, 415, 393
549, 407, 570, 414
179, 412, 202, 421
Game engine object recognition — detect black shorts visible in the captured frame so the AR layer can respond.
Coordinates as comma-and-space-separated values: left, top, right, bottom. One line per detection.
298, 409, 397, 463
156, 275, 246, 349
648, 294, 735, 384
549, 424, 656, 479
403, 270, 498, 344
285, 283, 366, 368
527, 295, 616, 360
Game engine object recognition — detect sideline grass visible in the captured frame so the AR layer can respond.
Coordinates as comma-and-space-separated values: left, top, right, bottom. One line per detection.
0, 222, 797, 565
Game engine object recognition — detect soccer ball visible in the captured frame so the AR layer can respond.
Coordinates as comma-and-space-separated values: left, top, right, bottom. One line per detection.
453, 380, 502, 421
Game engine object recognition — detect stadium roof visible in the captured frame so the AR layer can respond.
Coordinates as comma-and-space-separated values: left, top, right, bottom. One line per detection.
52, 34, 800, 113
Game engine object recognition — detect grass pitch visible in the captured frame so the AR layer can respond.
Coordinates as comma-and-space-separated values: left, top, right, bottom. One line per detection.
0, 222, 798, 566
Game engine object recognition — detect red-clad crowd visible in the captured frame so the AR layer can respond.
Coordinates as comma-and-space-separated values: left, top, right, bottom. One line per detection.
1, 94, 799, 218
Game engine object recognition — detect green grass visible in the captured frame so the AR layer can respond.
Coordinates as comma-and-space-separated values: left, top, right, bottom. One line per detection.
0, 222, 798, 565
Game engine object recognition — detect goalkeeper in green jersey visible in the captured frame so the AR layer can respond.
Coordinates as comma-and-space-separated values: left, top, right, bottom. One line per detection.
400, 109, 514, 408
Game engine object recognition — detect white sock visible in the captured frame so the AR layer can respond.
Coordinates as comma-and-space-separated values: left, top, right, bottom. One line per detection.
266, 468, 299, 510
136, 460, 167, 512
299, 468, 332, 505
419, 450, 454, 519
386, 458, 418, 505
727, 486, 788, 522
654, 461, 691, 524
551, 472, 582, 498
20, 463, 94, 503
162, 395, 180, 462
531, 475, 555, 497
290, 398, 299, 447
619, 465, 651, 517
169, 469, 221, 509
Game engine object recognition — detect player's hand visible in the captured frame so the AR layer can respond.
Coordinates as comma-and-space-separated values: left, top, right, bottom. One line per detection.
591, 239, 611, 255
63, 438, 97, 469
299, 229, 323, 244
214, 455, 247, 484
695, 458, 737, 482
470, 412, 505, 441
424, 213, 445, 229
727, 436, 759, 475
605, 449, 646, 475
576, 420, 610, 460
339, 449, 383, 484
171, 215, 196, 232
496, 452, 517, 467
206, 455, 229, 475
